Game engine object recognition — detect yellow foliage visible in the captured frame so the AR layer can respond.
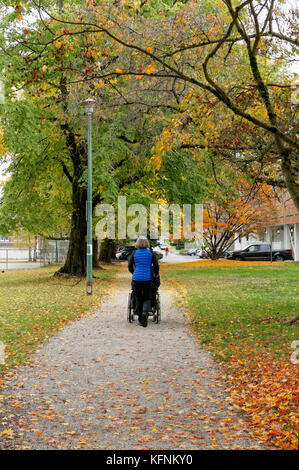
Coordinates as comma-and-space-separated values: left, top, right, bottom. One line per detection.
150, 154, 163, 171
0, 129, 7, 156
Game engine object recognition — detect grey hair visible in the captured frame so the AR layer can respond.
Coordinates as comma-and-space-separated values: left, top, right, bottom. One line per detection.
135, 236, 150, 249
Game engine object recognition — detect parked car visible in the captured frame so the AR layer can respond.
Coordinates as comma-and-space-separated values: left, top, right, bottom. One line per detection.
160, 243, 168, 250
115, 246, 125, 259
196, 249, 210, 259
116, 246, 163, 261
187, 248, 198, 256
228, 244, 293, 261
219, 250, 232, 259
115, 246, 135, 260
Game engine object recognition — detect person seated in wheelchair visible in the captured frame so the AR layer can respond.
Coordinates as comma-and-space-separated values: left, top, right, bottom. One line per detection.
150, 272, 160, 311
128, 236, 159, 328
130, 273, 159, 315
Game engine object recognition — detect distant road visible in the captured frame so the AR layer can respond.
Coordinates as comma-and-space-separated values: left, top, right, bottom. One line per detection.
158, 251, 204, 264
0, 251, 205, 270
0, 262, 41, 270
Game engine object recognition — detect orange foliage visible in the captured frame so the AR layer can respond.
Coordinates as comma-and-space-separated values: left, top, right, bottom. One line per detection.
226, 350, 298, 450
203, 181, 278, 257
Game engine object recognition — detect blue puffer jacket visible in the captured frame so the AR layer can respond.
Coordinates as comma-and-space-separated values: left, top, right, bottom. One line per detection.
128, 248, 159, 281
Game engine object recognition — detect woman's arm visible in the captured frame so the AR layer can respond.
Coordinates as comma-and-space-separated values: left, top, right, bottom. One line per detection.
128, 251, 135, 274
152, 252, 159, 276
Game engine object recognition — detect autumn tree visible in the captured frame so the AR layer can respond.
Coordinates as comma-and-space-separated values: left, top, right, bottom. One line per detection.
0, 3, 153, 272
2, 0, 297, 273
203, 175, 279, 259
26, 0, 297, 208
0, 0, 210, 273
0, 4, 195, 272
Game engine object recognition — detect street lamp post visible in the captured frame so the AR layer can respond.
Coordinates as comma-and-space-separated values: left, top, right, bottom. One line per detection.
83, 98, 96, 295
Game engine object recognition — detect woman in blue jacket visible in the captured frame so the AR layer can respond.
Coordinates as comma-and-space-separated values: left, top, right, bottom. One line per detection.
128, 236, 159, 327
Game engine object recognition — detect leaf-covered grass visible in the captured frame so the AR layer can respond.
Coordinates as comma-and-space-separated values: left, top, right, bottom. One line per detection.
162, 260, 299, 361
0, 266, 117, 374
162, 260, 299, 449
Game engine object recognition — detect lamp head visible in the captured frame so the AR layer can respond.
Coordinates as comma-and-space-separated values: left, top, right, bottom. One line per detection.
83, 98, 96, 115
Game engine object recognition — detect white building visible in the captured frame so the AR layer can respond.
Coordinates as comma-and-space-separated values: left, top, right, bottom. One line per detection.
234, 191, 299, 261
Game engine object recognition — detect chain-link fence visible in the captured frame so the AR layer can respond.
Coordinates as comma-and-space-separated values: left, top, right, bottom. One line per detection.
39, 248, 68, 266
39, 238, 69, 266
0, 248, 34, 270
0, 239, 69, 269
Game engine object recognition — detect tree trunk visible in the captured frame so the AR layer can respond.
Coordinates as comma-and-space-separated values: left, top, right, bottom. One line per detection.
33, 235, 38, 261
99, 238, 115, 263
93, 238, 99, 268
280, 149, 299, 211
56, 179, 87, 276
204, 239, 218, 260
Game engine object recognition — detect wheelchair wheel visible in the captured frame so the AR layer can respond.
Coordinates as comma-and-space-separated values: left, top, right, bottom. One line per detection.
155, 292, 161, 323
127, 291, 134, 323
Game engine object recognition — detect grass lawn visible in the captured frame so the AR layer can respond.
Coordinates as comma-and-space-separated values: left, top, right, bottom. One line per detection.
163, 260, 299, 361
0, 265, 117, 375
162, 260, 299, 449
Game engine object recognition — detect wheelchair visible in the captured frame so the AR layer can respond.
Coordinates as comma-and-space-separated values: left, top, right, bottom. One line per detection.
127, 281, 161, 324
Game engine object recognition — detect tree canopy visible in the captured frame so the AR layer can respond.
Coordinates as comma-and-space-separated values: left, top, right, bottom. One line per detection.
0, 0, 297, 271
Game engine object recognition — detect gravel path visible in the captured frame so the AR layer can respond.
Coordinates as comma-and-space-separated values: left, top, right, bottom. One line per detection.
0, 269, 265, 450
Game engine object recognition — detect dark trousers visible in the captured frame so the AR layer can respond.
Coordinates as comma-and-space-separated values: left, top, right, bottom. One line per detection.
132, 280, 152, 319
